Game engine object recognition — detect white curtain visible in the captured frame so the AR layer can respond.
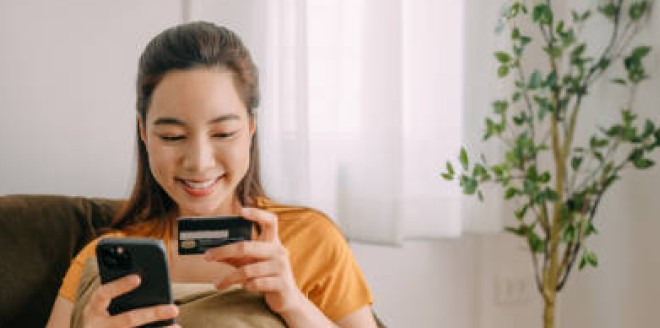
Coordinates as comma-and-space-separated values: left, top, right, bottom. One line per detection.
258, 0, 503, 245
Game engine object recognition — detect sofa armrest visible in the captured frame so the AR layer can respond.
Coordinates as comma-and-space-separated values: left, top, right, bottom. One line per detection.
0, 195, 121, 327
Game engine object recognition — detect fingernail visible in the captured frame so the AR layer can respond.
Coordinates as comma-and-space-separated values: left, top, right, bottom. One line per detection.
241, 208, 250, 215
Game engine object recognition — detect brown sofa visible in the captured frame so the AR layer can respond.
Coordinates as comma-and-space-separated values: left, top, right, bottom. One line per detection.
0, 195, 122, 327
0, 195, 385, 327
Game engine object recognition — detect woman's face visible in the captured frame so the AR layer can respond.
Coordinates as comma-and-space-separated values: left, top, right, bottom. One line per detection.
141, 67, 254, 217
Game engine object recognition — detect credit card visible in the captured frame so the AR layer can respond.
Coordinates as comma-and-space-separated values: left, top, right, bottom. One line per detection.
177, 217, 252, 255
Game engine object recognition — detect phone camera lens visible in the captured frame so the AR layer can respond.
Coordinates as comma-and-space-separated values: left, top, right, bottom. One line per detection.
100, 246, 132, 269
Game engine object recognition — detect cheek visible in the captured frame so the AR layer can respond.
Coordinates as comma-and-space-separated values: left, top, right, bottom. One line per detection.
146, 143, 177, 180
224, 137, 252, 173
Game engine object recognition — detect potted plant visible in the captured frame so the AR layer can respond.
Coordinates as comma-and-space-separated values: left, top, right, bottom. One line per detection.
442, 1, 655, 327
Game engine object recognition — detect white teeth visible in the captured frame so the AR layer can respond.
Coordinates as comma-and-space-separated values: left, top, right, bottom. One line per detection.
182, 179, 216, 189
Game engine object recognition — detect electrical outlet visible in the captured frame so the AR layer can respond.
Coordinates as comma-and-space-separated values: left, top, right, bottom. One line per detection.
493, 274, 533, 305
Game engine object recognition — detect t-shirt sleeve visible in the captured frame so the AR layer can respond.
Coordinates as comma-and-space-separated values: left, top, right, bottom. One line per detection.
58, 233, 123, 302
298, 217, 374, 321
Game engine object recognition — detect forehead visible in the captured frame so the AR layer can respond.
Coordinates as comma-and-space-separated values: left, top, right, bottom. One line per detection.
147, 67, 247, 123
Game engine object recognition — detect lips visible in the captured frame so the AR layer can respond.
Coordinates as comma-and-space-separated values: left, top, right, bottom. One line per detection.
177, 175, 224, 197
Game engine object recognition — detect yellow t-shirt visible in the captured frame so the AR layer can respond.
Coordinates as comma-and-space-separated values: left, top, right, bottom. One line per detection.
58, 198, 373, 321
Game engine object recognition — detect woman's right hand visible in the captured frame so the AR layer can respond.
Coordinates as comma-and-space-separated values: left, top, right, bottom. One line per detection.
82, 274, 179, 328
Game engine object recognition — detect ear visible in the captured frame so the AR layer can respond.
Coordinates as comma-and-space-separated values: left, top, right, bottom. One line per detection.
138, 115, 147, 143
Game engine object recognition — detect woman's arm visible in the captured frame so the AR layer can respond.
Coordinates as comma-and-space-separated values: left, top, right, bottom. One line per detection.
205, 207, 377, 328
46, 296, 74, 328
46, 275, 179, 328
336, 305, 378, 328
280, 300, 377, 328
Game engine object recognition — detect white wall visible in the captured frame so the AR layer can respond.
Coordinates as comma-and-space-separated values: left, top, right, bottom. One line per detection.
558, 2, 660, 326
0, 0, 181, 197
471, 2, 660, 328
1, 1, 659, 328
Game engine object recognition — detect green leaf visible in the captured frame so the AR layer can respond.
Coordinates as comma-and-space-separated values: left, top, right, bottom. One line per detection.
460, 175, 478, 195
587, 251, 599, 267
611, 78, 627, 86
545, 46, 562, 58
571, 156, 583, 170
571, 43, 586, 62
544, 188, 559, 202
604, 125, 622, 137
505, 187, 517, 199
473, 164, 489, 180
460, 148, 469, 170
539, 172, 551, 183
446, 161, 455, 175
498, 65, 510, 78
590, 136, 608, 148
598, 3, 617, 20
579, 249, 598, 270
585, 222, 598, 236
545, 72, 557, 88
631, 46, 651, 60
643, 120, 655, 138
515, 205, 528, 219
493, 100, 508, 114
495, 51, 512, 63
512, 91, 521, 102
484, 118, 495, 140
520, 36, 532, 46
477, 190, 484, 202
622, 127, 637, 141
511, 27, 521, 39
563, 225, 576, 243
579, 257, 588, 270
532, 4, 553, 25
528, 70, 543, 89
634, 158, 654, 169
505, 225, 527, 236
527, 230, 545, 253
622, 109, 638, 124
629, 148, 644, 161
571, 10, 580, 22
629, 1, 649, 20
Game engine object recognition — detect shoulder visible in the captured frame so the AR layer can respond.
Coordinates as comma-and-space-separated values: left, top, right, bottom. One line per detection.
256, 197, 345, 244
257, 197, 350, 270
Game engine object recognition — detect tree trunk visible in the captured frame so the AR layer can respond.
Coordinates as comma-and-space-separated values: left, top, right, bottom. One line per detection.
543, 291, 555, 328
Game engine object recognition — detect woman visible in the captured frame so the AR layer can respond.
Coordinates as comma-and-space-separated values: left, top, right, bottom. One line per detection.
47, 21, 376, 327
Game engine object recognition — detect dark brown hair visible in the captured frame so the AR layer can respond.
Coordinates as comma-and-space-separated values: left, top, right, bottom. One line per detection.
111, 21, 265, 234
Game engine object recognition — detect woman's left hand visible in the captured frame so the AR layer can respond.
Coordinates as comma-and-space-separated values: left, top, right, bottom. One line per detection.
203, 207, 302, 314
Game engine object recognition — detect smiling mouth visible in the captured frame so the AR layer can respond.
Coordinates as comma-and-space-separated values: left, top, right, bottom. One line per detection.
177, 176, 224, 196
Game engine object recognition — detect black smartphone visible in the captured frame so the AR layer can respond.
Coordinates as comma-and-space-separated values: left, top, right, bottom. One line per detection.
96, 238, 174, 327
177, 216, 253, 255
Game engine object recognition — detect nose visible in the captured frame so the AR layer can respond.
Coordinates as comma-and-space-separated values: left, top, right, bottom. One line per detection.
182, 135, 216, 173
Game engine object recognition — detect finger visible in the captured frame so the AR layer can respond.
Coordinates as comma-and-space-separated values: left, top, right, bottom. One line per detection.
204, 240, 282, 263
241, 208, 279, 242
243, 276, 283, 293
216, 260, 282, 289
90, 274, 140, 313
111, 304, 178, 327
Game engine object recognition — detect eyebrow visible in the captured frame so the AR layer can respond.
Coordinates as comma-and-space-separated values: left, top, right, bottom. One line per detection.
152, 114, 241, 127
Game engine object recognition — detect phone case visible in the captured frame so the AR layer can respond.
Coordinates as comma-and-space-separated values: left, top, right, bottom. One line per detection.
96, 238, 174, 327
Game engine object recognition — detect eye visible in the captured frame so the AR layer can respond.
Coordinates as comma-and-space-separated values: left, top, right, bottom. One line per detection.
160, 135, 184, 141
214, 132, 236, 139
